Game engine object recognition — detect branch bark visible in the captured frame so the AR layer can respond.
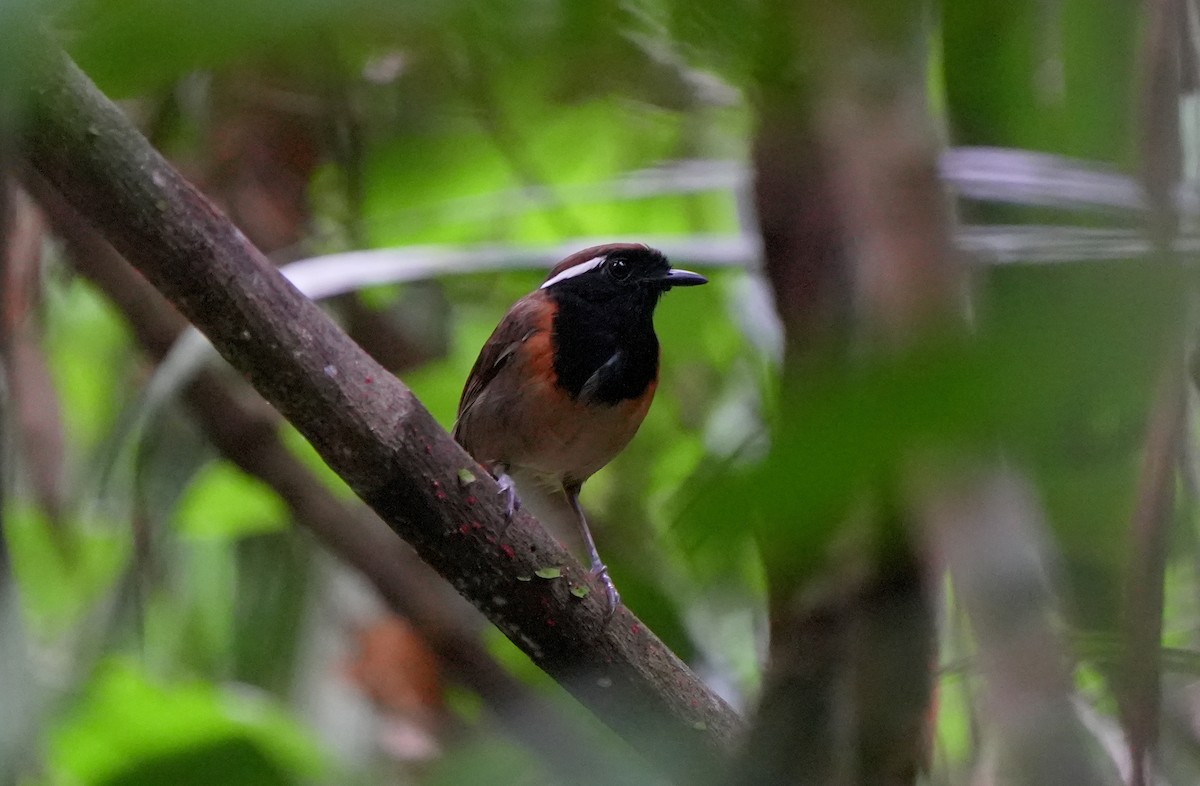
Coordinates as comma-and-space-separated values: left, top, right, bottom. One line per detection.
19, 46, 741, 779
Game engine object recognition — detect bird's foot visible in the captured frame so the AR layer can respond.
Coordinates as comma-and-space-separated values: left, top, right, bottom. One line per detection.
495, 471, 520, 519
493, 470, 521, 541
589, 562, 621, 621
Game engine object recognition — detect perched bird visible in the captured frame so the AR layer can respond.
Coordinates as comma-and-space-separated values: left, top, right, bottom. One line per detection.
453, 243, 707, 615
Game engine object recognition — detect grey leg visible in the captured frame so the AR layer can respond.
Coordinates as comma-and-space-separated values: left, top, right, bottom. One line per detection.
565, 482, 620, 619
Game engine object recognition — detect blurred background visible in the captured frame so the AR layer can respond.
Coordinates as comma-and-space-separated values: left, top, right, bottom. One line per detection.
1, 0, 1197, 784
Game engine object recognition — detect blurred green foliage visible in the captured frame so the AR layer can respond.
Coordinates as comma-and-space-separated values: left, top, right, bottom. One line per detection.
4, 0, 1198, 783
46, 660, 327, 785
6, 502, 125, 635
42, 273, 133, 456
175, 464, 286, 540
360, 98, 740, 247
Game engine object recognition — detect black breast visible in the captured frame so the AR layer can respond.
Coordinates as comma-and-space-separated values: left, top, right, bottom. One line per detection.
551, 294, 660, 405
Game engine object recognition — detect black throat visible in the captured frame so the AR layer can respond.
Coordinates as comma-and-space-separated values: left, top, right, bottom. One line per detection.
550, 289, 660, 405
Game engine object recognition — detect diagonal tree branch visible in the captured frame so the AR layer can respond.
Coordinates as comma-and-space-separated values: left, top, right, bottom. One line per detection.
25, 174, 638, 785
19, 46, 741, 779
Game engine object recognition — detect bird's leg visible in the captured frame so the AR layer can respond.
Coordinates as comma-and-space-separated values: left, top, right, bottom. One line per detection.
565, 482, 620, 619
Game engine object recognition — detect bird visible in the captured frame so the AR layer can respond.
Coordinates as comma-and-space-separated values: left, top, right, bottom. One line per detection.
452, 243, 707, 616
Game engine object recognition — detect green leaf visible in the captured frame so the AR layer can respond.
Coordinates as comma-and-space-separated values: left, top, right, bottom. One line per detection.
4, 503, 127, 635
64, 0, 424, 96
534, 567, 562, 580
941, 0, 1136, 166
361, 95, 740, 248
48, 660, 327, 785
174, 461, 287, 539
44, 275, 133, 454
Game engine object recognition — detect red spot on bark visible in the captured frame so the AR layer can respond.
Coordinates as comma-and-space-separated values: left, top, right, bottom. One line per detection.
630, 624, 641, 635
546, 618, 557, 627
465, 495, 477, 505
364, 376, 374, 383
500, 543, 515, 559
458, 524, 470, 536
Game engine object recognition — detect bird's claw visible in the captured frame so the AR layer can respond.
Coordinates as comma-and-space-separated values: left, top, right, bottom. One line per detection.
493, 470, 521, 541
495, 472, 520, 519
590, 562, 621, 622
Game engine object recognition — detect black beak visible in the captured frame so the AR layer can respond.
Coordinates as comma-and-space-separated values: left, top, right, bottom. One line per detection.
659, 268, 708, 288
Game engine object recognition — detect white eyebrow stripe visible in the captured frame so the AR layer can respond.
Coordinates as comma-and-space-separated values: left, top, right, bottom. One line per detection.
540, 256, 605, 289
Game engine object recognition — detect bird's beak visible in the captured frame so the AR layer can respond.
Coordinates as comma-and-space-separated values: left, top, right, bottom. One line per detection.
659, 268, 708, 288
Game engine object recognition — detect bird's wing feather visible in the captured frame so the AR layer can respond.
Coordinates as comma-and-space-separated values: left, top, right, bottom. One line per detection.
452, 293, 548, 443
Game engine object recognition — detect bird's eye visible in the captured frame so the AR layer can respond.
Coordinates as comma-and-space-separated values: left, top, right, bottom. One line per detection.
607, 258, 631, 281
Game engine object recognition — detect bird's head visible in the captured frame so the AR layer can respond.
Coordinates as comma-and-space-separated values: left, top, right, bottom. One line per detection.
539, 244, 707, 305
